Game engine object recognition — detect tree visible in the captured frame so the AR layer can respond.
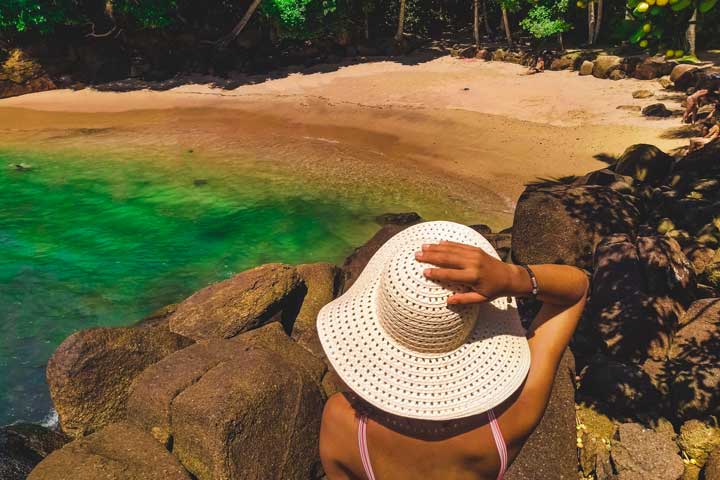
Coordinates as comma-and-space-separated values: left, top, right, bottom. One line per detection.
395, 0, 406, 40
474, 0, 480, 46
501, 5, 512, 46
520, 0, 571, 42
218, 0, 263, 47
685, 5, 697, 56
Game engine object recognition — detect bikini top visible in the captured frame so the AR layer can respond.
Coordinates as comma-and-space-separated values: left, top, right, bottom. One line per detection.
357, 408, 507, 480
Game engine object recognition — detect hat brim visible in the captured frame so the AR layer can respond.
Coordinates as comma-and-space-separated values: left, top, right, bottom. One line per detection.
318, 221, 531, 421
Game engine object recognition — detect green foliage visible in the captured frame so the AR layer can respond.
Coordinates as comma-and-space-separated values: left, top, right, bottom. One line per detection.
113, 0, 178, 29
261, 0, 338, 39
520, 0, 571, 38
625, 0, 718, 51
0, 0, 77, 34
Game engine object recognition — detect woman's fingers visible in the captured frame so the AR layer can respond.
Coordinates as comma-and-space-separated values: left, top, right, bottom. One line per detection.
447, 292, 489, 305
423, 267, 476, 283
415, 250, 467, 269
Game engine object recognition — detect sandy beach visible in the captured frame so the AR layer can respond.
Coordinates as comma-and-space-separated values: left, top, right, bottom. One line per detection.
0, 55, 688, 228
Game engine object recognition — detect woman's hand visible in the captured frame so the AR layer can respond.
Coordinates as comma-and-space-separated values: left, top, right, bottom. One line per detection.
415, 240, 526, 305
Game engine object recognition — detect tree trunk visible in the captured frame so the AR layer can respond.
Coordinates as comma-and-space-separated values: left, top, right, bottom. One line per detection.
558, 32, 564, 50
482, 0, 493, 39
474, 0, 480, 47
218, 0, 263, 47
364, 9, 369, 40
594, 0, 603, 43
587, 0, 596, 45
685, 6, 697, 56
395, 0, 407, 41
501, 6, 512, 47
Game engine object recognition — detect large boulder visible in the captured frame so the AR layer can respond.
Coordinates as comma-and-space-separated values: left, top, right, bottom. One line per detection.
667, 298, 720, 421
0, 49, 56, 99
168, 263, 305, 340
705, 447, 720, 480
512, 185, 639, 270
578, 355, 661, 418
642, 103, 673, 117
592, 55, 622, 79
672, 139, 720, 181
341, 224, 413, 292
47, 321, 192, 438
579, 60, 594, 76
506, 350, 577, 480
670, 64, 699, 89
126, 322, 325, 448
291, 263, 341, 359
614, 144, 674, 185
171, 347, 324, 480
633, 56, 674, 80
0, 424, 69, 480
610, 423, 685, 480
27, 422, 191, 480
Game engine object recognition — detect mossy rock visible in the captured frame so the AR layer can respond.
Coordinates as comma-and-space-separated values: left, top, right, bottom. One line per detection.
577, 403, 616, 476
678, 420, 720, 476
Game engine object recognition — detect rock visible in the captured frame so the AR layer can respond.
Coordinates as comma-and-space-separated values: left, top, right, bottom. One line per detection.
672, 139, 720, 181
341, 224, 412, 292
492, 48, 507, 61
170, 347, 324, 480
658, 76, 674, 89
0, 49, 56, 99
550, 52, 582, 71
291, 263, 341, 359
374, 212, 422, 226
671, 64, 699, 89
485, 233, 512, 262
169, 263, 305, 340
0, 424, 69, 480
321, 370, 347, 398
578, 355, 662, 417
678, 420, 720, 471
637, 236, 696, 301
632, 89, 654, 99
505, 350, 577, 480
456, 46, 478, 58
634, 56, 674, 80
580, 60, 594, 76
592, 55, 622, 79
609, 70, 627, 81
512, 185, 639, 270
577, 404, 615, 479
47, 321, 192, 438
617, 105, 642, 112
614, 144, 674, 184
126, 322, 324, 446
705, 447, 720, 480
28, 422, 191, 480
642, 103, 673, 117
590, 234, 660, 360
468, 223, 493, 235
476, 48, 491, 60
667, 299, 720, 421
684, 244, 717, 277
611, 423, 685, 479
573, 168, 633, 187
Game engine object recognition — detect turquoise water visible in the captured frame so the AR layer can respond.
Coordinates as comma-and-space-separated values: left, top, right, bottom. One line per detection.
0, 147, 406, 425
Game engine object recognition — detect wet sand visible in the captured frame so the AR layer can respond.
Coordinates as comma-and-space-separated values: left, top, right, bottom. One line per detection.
0, 56, 687, 229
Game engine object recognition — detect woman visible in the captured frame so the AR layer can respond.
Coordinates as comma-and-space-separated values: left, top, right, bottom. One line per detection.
317, 221, 588, 480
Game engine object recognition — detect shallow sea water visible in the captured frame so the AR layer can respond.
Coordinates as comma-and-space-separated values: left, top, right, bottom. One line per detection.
0, 145, 429, 425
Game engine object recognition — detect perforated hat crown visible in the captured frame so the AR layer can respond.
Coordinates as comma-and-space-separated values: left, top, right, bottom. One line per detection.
317, 221, 530, 421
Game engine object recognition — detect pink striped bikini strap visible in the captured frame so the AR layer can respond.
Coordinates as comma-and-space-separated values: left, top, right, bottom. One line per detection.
356, 410, 507, 480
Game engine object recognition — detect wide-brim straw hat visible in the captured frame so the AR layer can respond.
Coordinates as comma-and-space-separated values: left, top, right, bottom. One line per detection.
317, 221, 530, 421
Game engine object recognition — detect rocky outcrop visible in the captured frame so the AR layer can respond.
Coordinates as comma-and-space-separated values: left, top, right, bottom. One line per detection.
0, 49, 56, 99
610, 423, 685, 480
46, 320, 192, 438
667, 298, 720, 421
506, 350, 577, 480
0, 424, 68, 480
171, 347, 324, 480
512, 185, 639, 270
126, 322, 325, 448
614, 144, 674, 185
291, 263, 341, 359
168, 263, 305, 340
28, 422, 191, 480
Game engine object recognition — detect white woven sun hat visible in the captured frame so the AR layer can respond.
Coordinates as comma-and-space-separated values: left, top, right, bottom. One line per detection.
317, 221, 530, 421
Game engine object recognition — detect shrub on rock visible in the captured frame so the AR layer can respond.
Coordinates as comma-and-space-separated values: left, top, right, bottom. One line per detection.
168, 263, 305, 340
27, 422, 191, 480
46, 321, 193, 438
512, 185, 639, 270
